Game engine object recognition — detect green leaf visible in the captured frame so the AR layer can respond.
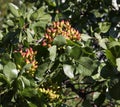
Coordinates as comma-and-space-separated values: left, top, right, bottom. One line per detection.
99, 38, 108, 49
55, 13, 65, 21
63, 64, 74, 78
98, 22, 111, 33
66, 46, 82, 59
100, 62, 117, 78
116, 58, 120, 71
17, 78, 25, 90
66, 39, 80, 47
30, 7, 51, 21
32, 21, 47, 29
21, 76, 30, 87
76, 57, 98, 76
6, 20, 14, 26
27, 101, 37, 107
1, 53, 11, 64
39, 14, 51, 22
19, 17, 25, 28
59, 55, 66, 63
105, 50, 116, 66
93, 92, 101, 101
90, 9, 104, 18
19, 31, 22, 43
81, 34, 92, 41
109, 77, 120, 100
0, 30, 3, 40
3, 62, 18, 81
45, 0, 56, 7
0, 64, 3, 71
13, 52, 25, 67
53, 35, 67, 46
22, 63, 32, 72
82, 99, 92, 107
35, 63, 49, 81
26, 29, 34, 43
108, 41, 120, 49
0, 73, 9, 86
8, 3, 20, 17
95, 33, 107, 49
94, 93, 106, 106
30, 7, 44, 20
48, 45, 57, 61
21, 88, 37, 98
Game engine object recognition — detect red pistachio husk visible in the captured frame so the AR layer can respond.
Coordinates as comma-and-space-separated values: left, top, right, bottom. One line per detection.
16, 47, 38, 76
42, 20, 81, 47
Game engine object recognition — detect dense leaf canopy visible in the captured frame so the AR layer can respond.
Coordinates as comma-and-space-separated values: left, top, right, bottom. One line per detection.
0, 0, 120, 106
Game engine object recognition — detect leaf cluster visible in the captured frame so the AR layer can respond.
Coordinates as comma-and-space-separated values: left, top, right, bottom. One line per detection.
0, 0, 120, 107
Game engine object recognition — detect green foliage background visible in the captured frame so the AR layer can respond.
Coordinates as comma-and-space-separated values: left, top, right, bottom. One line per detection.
0, 0, 120, 107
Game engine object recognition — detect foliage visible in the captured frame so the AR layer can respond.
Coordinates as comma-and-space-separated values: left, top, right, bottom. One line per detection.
0, 0, 19, 29
0, 0, 120, 106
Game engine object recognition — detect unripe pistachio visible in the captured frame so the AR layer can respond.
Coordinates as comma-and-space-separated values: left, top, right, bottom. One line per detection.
53, 22, 56, 27
60, 20, 64, 27
51, 33, 56, 38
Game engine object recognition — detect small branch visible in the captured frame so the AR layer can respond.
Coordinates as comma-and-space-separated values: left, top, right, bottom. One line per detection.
65, 82, 87, 99
65, 81, 97, 100
36, 37, 44, 45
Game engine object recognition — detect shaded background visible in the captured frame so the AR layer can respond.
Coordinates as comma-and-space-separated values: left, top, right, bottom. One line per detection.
0, 0, 19, 28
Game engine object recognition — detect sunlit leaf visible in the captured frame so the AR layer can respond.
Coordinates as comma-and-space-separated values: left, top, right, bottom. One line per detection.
45, 0, 56, 7
0, 30, 3, 40
48, 45, 57, 61
105, 50, 116, 66
26, 29, 34, 42
116, 58, 120, 71
5, 20, 14, 26
98, 22, 111, 33
3, 62, 18, 81
108, 41, 120, 49
93, 92, 101, 101
81, 34, 92, 41
95, 33, 108, 49
63, 64, 74, 78
8, 3, 20, 17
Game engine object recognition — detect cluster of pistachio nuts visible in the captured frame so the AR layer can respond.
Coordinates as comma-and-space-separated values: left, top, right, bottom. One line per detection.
19, 47, 38, 75
39, 88, 60, 101
42, 20, 81, 47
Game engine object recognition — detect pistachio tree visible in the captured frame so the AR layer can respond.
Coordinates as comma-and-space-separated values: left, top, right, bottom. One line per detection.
0, 0, 120, 106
